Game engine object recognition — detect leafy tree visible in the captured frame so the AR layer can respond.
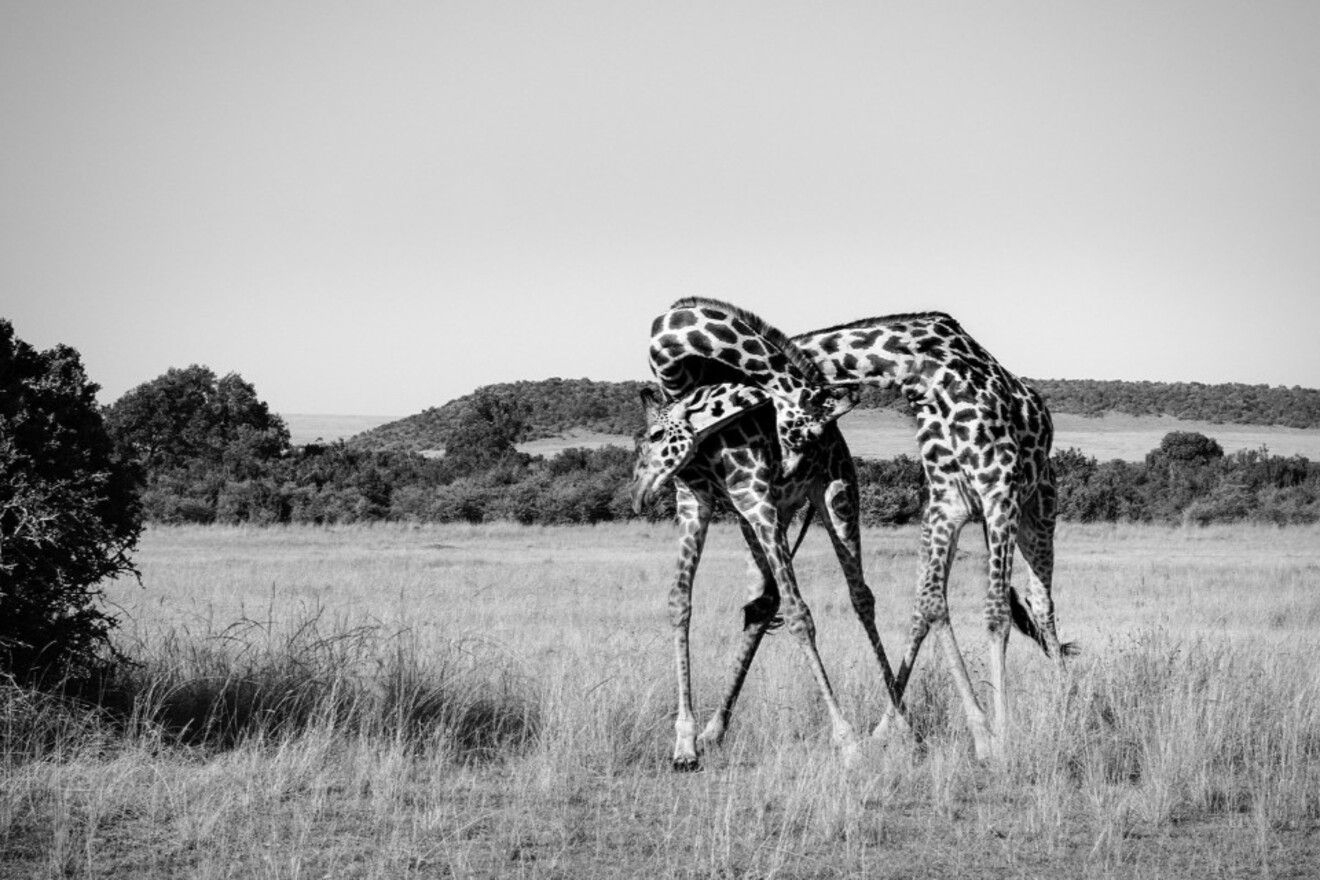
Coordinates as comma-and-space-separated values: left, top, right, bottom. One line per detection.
106, 365, 289, 473
440, 391, 529, 475
1149, 431, 1224, 466
0, 320, 142, 683
105, 366, 289, 522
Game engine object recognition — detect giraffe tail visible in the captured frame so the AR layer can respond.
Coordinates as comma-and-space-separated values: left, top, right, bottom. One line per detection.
1007, 587, 1079, 658
788, 504, 815, 560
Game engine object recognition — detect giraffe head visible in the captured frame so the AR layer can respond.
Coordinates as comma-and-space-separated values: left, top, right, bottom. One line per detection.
630, 383, 772, 513
771, 385, 859, 476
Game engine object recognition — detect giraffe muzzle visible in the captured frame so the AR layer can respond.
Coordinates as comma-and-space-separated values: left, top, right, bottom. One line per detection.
630, 472, 662, 514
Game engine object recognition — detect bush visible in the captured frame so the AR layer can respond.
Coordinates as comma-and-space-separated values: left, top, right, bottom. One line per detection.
0, 320, 142, 683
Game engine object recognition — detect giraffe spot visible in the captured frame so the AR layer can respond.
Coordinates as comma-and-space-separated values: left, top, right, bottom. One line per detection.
718, 348, 743, 367
882, 335, 908, 355
743, 357, 767, 374
650, 315, 667, 336
658, 334, 686, 357
669, 310, 698, 329
865, 354, 897, 376
916, 335, 944, 355
701, 307, 729, 322
852, 328, 886, 349
841, 353, 858, 372
818, 333, 842, 354
742, 338, 766, 356
685, 330, 714, 356
709, 323, 739, 345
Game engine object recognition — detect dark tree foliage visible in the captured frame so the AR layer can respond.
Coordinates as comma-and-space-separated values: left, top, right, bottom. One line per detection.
1028, 378, 1320, 427
350, 377, 1320, 454
0, 320, 142, 683
105, 366, 290, 522
854, 456, 926, 525
113, 365, 1320, 528
350, 378, 654, 452
439, 391, 530, 476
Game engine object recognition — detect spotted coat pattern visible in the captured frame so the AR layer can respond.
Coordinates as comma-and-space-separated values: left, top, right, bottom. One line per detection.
791, 311, 1074, 759
630, 383, 899, 770
647, 297, 856, 476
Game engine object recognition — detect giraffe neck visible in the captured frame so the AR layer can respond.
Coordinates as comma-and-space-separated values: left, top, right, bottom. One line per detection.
792, 311, 1005, 400
650, 297, 824, 400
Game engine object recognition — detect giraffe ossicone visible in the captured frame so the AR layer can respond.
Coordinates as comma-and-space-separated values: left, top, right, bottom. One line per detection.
633, 381, 902, 771
647, 297, 857, 476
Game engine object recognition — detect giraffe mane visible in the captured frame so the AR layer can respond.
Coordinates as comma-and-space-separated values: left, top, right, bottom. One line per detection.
668, 296, 828, 385
792, 310, 959, 340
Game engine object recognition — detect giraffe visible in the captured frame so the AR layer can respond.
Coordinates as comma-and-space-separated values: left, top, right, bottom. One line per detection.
648, 297, 857, 476
785, 311, 1076, 760
630, 382, 901, 771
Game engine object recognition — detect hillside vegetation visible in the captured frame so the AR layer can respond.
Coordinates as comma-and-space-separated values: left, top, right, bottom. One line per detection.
353, 377, 1320, 452
102, 369, 1320, 529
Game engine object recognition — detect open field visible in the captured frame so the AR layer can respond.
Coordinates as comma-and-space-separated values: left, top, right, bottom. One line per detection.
516, 410, 1320, 462
5, 522, 1320, 877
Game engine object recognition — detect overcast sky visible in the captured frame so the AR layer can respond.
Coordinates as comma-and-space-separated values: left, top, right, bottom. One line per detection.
3, 2, 1318, 415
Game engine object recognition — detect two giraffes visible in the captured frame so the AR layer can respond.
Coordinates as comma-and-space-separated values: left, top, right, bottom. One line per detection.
630, 297, 1074, 769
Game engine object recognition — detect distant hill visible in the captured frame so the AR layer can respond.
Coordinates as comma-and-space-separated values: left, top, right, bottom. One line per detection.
348, 376, 1320, 453
349, 378, 651, 452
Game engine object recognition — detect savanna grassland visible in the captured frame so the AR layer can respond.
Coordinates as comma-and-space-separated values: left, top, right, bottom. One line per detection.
4, 522, 1320, 878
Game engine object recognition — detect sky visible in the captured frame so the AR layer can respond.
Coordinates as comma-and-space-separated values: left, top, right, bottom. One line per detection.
3, 2, 1318, 416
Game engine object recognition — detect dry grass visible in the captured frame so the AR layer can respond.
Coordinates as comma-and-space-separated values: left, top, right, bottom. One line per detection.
4, 522, 1320, 878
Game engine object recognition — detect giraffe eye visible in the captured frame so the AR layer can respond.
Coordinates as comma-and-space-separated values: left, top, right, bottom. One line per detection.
647, 428, 664, 442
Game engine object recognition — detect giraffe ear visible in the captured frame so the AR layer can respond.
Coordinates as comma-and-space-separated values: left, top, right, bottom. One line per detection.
683, 385, 772, 442
801, 385, 859, 423
639, 386, 664, 423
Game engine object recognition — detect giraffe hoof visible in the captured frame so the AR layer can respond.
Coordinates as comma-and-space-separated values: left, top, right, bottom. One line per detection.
672, 756, 701, 773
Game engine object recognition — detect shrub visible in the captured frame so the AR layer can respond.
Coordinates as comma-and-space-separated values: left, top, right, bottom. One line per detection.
0, 320, 142, 683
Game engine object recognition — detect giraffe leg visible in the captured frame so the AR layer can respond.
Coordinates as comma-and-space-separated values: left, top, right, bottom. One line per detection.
738, 496, 859, 756
983, 498, 1022, 760
669, 484, 713, 771
873, 510, 940, 741
814, 474, 903, 723
695, 517, 779, 753
875, 502, 996, 760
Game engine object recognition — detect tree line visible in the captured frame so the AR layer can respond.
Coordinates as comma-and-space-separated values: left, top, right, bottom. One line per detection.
104, 367, 1320, 529
354, 376, 1320, 453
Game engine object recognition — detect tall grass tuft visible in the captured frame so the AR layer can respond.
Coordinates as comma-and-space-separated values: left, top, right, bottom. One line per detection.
4, 605, 541, 763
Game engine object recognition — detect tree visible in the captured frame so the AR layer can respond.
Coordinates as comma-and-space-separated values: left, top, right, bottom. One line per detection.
106, 365, 289, 473
105, 366, 290, 522
1149, 431, 1224, 467
440, 391, 529, 475
0, 320, 142, 683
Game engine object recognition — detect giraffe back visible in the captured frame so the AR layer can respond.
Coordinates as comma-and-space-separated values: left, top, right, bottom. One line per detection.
793, 312, 1054, 511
